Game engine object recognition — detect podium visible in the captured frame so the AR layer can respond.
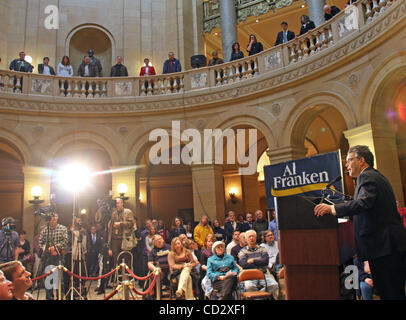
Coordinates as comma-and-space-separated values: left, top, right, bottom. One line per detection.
275, 195, 355, 300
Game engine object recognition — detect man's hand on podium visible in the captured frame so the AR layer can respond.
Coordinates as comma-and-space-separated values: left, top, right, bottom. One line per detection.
314, 203, 333, 217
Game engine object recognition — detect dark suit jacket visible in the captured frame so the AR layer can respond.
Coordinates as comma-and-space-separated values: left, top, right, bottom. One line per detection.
87, 232, 103, 256
299, 21, 316, 36
224, 221, 240, 243
163, 59, 182, 74
77, 62, 100, 77
274, 30, 295, 46
38, 64, 55, 75
325, 6, 341, 21
335, 167, 406, 261
238, 221, 253, 233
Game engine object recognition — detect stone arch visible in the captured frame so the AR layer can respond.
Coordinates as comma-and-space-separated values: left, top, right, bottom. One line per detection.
0, 128, 31, 165
206, 108, 277, 151
284, 92, 357, 147
360, 50, 406, 124
65, 24, 116, 76
43, 130, 120, 167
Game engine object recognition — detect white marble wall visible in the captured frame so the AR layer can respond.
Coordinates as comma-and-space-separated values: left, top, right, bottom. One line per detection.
0, 0, 205, 75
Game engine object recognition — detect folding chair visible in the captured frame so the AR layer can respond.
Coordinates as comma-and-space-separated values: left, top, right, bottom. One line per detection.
238, 269, 272, 300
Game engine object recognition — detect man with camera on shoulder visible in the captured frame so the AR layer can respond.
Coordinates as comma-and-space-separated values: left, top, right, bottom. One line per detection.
0, 217, 21, 264
38, 212, 68, 300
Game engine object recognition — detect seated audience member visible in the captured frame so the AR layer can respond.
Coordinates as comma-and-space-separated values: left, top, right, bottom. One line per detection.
147, 235, 171, 289
157, 220, 170, 243
212, 219, 226, 242
185, 222, 194, 240
274, 22, 295, 46
239, 212, 254, 232
110, 56, 128, 77
246, 34, 263, 56
230, 42, 244, 61
353, 255, 374, 300
145, 225, 158, 254
299, 15, 316, 36
185, 239, 201, 269
0, 269, 13, 300
38, 57, 55, 75
0, 261, 34, 300
396, 201, 406, 228
253, 210, 268, 242
193, 215, 214, 249
200, 234, 215, 298
224, 211, 240, 243
268, 209, 278, 241
206, 241, 239, 300
163, 52, 182, 74
237, 215, 245, 224
18, 231, 34, 271
208, 51, 224, 66
261, 230, 278, 272
324, 5, 341, 21
179, 233, 188, 247
226, 230, 240, 255
231, 232, 246, 266
168, 237, 198, 300
57, 56, 73, 77
169, 217, 187, 242
239, 230, 279, 299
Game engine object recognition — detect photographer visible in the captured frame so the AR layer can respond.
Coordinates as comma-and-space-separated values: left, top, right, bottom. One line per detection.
0, 217, 21, 264
38, 212, 68, 300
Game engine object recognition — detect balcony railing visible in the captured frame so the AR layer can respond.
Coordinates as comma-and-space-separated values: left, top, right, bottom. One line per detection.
203, 0, 296, 34
0, 0, 402, 103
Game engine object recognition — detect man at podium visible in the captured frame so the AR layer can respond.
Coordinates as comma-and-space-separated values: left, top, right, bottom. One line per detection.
314, 145, 406, 300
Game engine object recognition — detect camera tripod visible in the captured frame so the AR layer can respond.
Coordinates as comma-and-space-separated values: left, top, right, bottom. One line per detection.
64, 229, 89, 300
0, 230, 15, 263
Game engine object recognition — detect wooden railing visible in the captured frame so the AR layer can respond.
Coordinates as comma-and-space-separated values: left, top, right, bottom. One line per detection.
0, 0, 402, 100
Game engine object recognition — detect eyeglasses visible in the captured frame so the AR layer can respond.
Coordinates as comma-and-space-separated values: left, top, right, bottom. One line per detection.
346, 157, 358, 164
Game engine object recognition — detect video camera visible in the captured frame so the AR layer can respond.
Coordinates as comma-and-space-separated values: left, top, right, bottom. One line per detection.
34, 205, 56, 222
96, 196, 116, 226
1, 217, 16, 236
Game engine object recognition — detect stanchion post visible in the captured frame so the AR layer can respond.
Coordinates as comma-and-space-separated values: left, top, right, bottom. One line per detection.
121, 260, 129, 300
58, 263, 62, 301
156, 262, 161, 300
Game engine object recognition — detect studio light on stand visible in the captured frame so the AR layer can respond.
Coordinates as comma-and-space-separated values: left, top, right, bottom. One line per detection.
117, 183, 129, 201
58, 163, 90, 300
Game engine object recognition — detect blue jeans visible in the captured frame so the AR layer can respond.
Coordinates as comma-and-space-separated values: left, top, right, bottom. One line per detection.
243, 273, 279, 299
360, 280, 374, 300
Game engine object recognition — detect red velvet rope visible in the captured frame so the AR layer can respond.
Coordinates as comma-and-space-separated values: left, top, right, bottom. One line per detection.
31, 268, 56, 282
63, 266, 118, 280
131, 273, 158, 296
125, 267, 155, 281
103, 288, 119, 300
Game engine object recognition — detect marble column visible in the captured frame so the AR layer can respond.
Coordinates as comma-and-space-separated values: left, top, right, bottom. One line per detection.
192, 164, 225, 224
266, 145, 308, 165
220, 0, 238, 62
344, 123, 404, 204
307, 0, 326, 27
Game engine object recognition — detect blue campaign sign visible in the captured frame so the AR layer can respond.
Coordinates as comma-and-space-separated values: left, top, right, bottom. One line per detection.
264, 151, 344, 208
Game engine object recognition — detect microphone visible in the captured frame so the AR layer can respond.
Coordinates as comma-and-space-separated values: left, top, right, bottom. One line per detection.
326, 176, 342, 189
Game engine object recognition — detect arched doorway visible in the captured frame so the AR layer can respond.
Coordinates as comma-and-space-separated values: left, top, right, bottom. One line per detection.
68, 26, 114, 77
0, 139, 24, 231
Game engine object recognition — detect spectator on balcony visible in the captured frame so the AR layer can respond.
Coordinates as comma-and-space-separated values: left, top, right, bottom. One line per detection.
110, 56, 128, 77
299, 15, 316, 36
163, 52, 182, 74
230, 42, 244, 61
140, 58, 156, 76
324, 5, 341, 21
246, 34, 263, 56
274, 22, 295, 46
77, 56, 99, 77
88, 49, 103, 76
9, 52, 33, 73
38, 57, 55, 75
208, 51, 224, 66
57, 56, 73, 77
